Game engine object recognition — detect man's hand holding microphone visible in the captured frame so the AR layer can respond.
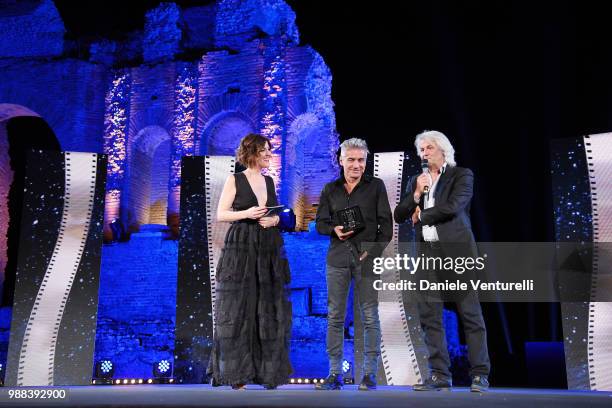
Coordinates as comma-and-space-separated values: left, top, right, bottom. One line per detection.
412, 159, 432, 225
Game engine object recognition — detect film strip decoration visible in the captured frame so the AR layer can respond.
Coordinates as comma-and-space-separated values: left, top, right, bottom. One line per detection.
6, 151, 105, 386
372, 152, 423, 385
551, 137, 592, 390
584, 133, 612, 391
175, 156, 234, 383
204, 156, 236, 330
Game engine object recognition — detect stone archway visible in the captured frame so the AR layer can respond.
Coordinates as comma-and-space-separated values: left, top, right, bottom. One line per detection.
200, 111, 255, 157
127, 126, 171, 231
0, 103, 61, 306
0, 105, 40, 123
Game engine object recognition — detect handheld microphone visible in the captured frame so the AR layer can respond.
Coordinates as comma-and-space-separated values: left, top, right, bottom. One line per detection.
421, 159, 430, 195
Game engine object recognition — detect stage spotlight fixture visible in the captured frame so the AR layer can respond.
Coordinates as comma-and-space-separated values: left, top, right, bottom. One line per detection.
341, 359, 354, 384
342, 359, 352, 374
152, 359, 174, 383
278, 207, 296, 232
94, 359, 114, 381
153, 359, 173, 379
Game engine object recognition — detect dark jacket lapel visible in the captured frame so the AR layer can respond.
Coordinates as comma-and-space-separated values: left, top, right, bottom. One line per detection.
434, 166, 453, 201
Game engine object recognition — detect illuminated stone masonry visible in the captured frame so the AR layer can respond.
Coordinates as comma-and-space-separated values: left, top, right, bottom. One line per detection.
0, 0, 338, 233
0, 0, 339, 379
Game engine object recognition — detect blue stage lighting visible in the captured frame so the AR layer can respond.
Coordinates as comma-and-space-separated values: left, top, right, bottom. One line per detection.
153, 359, 173, 378
158, 360, 170, 374
101, 360, 113, 373
342, 359, 351, 374
94, 359, 115, 380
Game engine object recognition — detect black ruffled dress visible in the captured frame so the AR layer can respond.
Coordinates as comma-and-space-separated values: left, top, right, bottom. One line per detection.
208, 172, 293, 387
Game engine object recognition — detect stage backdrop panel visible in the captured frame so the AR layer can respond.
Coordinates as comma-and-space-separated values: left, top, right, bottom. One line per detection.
175, 155, 235, 383
583, 133, 612, 391
551, 137, 592, 390
352, 151, 427, 385
552, 133, 612, 391
6, 150, 106, 386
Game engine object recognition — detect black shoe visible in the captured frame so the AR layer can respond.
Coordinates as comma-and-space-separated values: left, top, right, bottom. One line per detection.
263, 384, 277, 390
315, 373, 343, 390
358, 373, 377, 391
470, 375, 489, 392
412, 375, 452, 391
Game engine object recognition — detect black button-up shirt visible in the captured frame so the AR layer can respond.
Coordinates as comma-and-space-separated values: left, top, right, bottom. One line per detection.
316, 175, 393, 268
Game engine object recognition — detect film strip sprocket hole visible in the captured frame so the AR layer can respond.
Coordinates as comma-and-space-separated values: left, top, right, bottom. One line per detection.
203, 156, 235, 332
584, 133, 612, 391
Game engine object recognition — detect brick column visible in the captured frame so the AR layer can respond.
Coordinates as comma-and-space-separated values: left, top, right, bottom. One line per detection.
103, 70, 131, 241
168, 63, 198, 237
259, 36, 288, 203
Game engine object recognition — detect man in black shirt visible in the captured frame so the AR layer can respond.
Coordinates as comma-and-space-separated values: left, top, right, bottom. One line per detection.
314, 138, 393, 391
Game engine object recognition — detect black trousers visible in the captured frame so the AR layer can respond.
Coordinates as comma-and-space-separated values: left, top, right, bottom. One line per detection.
417, 242, 490, 380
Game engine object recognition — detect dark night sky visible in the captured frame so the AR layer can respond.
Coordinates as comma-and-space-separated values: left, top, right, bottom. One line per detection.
53, 1, 211, 39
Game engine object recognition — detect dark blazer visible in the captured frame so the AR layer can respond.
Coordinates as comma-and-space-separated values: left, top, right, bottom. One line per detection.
394, 166, 476, 245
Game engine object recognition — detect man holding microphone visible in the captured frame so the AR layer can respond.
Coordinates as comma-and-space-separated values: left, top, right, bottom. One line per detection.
394, 130, 490, 392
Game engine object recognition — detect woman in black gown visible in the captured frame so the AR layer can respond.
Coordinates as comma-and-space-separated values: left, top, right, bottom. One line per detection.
208, 134, 292, 389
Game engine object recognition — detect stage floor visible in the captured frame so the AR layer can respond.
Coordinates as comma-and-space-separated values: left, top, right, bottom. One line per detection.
1, 385, 611, 408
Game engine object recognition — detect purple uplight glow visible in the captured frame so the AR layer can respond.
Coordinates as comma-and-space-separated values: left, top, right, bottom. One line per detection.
169, 65, 198, 216
260, 47, 287, 201
103, 71, 130, 234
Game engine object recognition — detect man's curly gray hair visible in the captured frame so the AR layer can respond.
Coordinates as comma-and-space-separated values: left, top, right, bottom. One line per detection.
414, 130, 456, 167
